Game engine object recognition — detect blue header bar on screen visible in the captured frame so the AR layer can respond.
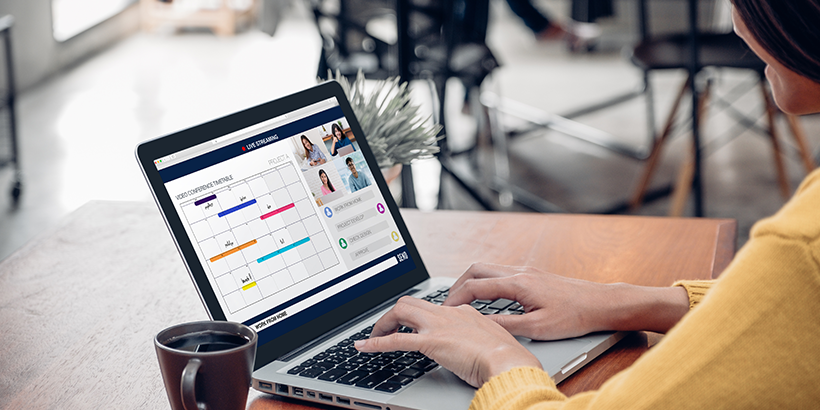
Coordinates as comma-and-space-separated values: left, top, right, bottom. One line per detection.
158, 106, 344, 183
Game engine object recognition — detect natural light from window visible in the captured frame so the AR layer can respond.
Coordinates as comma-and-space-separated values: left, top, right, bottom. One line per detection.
51, 0, 136, 42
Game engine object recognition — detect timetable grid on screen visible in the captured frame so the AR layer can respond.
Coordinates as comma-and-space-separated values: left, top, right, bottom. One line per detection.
181, 162, 339, 314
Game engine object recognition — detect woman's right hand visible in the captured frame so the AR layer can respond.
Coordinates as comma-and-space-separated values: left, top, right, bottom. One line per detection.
443, 263, 689, 340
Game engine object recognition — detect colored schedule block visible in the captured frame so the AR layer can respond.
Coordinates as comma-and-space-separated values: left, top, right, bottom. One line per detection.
195, 194, 217, 206
218, 199, 258, 218
209, 239, 258, 263
257, 237, 311, 263
260, 203, 294, 220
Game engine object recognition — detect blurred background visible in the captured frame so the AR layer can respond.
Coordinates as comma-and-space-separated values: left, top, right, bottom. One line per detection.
0, 0, 818, 262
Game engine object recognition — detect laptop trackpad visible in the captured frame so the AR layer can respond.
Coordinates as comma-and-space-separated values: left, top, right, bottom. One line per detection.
389, 367, 476, 409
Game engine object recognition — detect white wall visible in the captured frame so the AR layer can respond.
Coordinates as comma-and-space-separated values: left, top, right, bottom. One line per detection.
0, 0, 140, 93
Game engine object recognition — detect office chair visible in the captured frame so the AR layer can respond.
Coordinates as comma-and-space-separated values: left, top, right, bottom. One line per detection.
310, 0, 500, 210
627, 0, 815, 216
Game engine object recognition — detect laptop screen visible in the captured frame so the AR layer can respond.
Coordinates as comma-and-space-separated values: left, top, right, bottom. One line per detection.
151, 95, 417, 354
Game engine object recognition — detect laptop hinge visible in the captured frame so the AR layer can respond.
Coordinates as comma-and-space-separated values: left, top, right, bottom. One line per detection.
278, 288, 421, 362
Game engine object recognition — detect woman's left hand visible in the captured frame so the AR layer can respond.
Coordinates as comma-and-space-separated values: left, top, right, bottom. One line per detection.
355, 296, 542, 388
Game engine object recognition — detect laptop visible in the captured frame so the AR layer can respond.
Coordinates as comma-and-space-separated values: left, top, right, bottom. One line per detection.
337, 144, 355, 157
136, 81, 624, 410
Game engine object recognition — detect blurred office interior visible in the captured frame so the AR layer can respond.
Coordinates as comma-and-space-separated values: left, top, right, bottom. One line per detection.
0, 0, 817, 262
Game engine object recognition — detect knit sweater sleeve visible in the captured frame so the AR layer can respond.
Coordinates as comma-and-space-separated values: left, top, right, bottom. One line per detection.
671, 280, 715, 309
470, 168, 820, 410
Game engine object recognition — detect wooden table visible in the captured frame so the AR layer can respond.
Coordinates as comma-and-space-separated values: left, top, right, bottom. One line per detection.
0, 201, 735, 409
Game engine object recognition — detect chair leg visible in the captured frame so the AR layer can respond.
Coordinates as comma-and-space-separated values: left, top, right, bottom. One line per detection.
669, 144, 695, 217
784, 114, 816, 174
669, 79, 711, 217
760, 82, 791, 198
630, 76, 691, 211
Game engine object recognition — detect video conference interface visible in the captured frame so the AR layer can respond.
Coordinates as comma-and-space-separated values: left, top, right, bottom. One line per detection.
154, 98, 415, 345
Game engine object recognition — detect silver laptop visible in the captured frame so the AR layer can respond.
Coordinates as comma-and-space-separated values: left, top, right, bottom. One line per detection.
337, 144, 355, 157
136, 81, 624, 410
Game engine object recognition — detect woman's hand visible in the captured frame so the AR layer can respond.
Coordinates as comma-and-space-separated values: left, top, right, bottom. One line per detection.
355, 296, 542, 388
443, 263, 690, 340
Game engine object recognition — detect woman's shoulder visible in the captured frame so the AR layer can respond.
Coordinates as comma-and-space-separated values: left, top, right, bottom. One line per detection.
751, 168, 820, 242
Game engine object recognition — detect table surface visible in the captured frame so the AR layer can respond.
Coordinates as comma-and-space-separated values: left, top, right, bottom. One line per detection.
0, 201, 735, 409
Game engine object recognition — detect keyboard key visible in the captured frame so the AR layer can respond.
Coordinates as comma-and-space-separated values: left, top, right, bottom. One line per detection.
338, 362, 358, 371
487, 298, 515, 310
398, 368, 424, 378
313, 352, 329, 360
317, 368, 348, 382
398, 326, 414, 333
355, 370, 394, 389
314, 361, 336, 370
404, 351, 424, 359
359, 363, 381, 373
351, 333, 369, 341
475, 299, 493, 304
287, 366, 306, 375
375, 381, 403, 393
301, 359, 317, 366
470, 301, 487, 309
369, 357, 393, 367
298, 367, 325, 378
388, 375, 415, 385
381, 351, 403, 359
479, 307, 500, 315
393, 357, 417, 366
347, 355, 371, 365
336, 348, 357, 358
410, 359, 437, 372
337, 370, 369, 385
336, 362, 359, 372
383, 363, 407, 373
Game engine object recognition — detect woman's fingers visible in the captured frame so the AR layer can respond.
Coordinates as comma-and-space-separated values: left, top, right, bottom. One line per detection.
369, 296, 433, 337
447, 263, 522, 301
444, 276, 522, 307
355, 331, 420, 353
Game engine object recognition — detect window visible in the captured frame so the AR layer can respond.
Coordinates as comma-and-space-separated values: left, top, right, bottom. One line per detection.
51, 0, 137, 42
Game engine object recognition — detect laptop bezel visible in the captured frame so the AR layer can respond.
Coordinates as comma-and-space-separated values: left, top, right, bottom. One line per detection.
135, 81, 431, 369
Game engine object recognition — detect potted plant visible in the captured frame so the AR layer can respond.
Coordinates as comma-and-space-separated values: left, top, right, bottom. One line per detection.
321, 70, 441, 184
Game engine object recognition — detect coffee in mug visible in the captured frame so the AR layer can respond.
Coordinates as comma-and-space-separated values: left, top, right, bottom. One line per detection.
155, 321, 257, 410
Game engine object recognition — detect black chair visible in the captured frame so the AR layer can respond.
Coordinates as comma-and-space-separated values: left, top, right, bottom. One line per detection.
310, 0, 500, 209
627, 1, 815, 215
0, 15, 20, 205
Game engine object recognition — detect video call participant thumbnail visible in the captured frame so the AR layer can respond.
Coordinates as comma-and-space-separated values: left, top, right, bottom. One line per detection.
346, 156, 371, 192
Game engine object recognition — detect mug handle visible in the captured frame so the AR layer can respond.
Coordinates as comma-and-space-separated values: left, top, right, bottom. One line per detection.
181, 358, 207, 410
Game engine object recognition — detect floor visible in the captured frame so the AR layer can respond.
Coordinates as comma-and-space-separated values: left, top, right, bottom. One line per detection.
1, 0, 818, 262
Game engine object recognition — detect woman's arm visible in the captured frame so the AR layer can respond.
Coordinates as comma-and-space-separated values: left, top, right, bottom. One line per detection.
442, 263, 692, 340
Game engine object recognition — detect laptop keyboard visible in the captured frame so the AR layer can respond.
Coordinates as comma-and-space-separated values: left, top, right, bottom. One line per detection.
287, 287, 526, 393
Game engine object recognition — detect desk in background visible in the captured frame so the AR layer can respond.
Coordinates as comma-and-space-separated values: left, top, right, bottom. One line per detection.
0, 201, 734, 408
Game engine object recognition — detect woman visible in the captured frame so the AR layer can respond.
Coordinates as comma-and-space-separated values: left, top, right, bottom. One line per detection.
301, 135, 326, 166
356, 1, 820, 407
318, 169, 335, 195
329, 123, 355, 156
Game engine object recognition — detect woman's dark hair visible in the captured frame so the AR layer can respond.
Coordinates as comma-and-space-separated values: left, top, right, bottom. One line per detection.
331, 123, 345, 140
732, 0, 820, 83
300, 135, 312, 158
319, 169, 335, 192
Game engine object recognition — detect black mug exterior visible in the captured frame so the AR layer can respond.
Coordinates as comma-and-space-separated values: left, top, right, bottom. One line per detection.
155, 321, 257, 410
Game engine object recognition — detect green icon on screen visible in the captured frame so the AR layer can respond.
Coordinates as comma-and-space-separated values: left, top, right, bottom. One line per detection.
339, 238, 348, 249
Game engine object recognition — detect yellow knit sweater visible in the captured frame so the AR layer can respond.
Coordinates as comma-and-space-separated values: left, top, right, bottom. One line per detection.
471, 168, 820, 409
